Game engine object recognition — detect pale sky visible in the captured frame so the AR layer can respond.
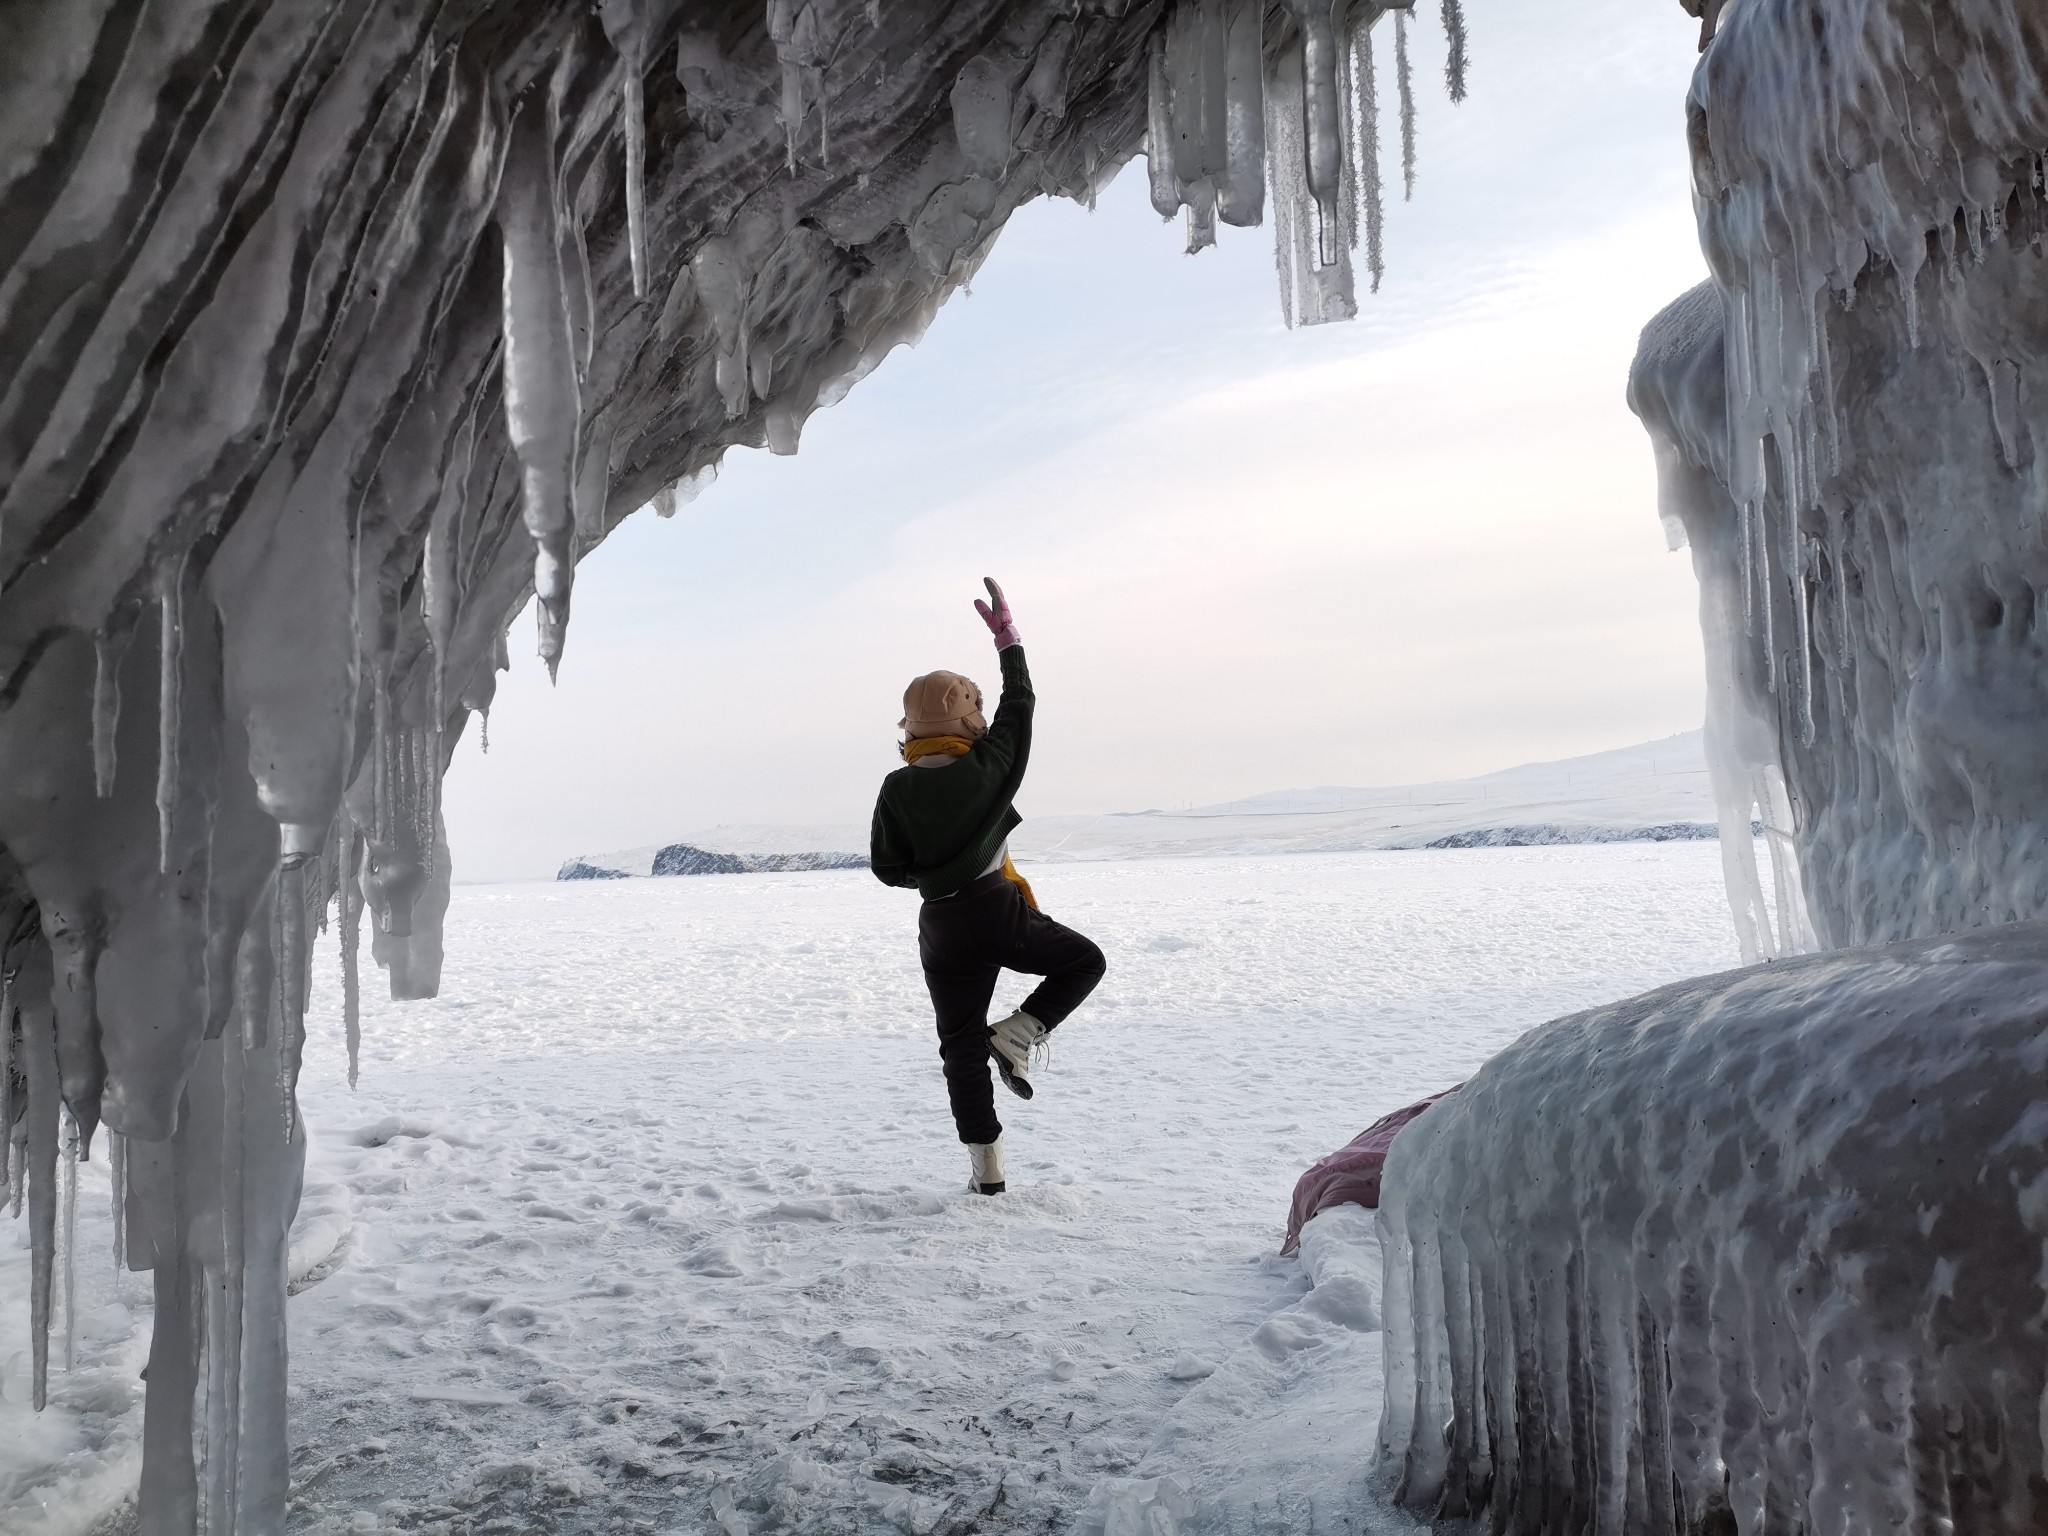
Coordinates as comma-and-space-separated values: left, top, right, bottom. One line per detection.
447, 0, 1713, 882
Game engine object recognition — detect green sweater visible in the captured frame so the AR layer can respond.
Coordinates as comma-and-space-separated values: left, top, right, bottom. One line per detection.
870, 645, 1033, 899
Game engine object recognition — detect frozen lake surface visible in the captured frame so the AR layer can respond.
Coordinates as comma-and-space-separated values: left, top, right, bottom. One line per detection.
4, 844, 1749, 1535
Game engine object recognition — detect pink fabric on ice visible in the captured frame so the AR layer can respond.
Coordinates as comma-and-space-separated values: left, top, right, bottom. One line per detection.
1280, 1085, 1463, 1255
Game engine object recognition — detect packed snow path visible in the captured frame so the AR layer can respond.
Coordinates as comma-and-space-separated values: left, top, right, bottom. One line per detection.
4, 845, 1749, 1534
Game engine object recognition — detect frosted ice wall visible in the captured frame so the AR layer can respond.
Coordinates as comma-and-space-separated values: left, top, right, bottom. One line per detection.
1377, 3, 2048, 1528
1632, 1, 2048, 950
1377, 921, 2048, 1531
0, 1, 1464, 1528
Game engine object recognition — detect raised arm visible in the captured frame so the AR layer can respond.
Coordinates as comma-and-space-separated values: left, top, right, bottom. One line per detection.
974, 578, 1033, 768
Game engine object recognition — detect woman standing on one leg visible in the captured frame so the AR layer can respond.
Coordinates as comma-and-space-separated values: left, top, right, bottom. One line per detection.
870, 579, 1107, 1196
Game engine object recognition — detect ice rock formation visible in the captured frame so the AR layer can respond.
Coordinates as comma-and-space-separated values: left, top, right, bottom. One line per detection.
1631, 3, 2048, 953
0, 1, 1467, 1529
1375, 3, 2048, 1529
1377, 922, 2048, 1532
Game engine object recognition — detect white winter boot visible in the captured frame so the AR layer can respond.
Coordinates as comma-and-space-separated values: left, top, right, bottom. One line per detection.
988, 1009, 1049, 1100
967, 1135, 1006, 1195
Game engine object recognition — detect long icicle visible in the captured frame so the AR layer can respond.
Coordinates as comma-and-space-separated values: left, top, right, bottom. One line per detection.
0, 967, 12, 1199
1395, 10, 1416, 200
498, 100, 582, 680
109, 1130, 125, 1271
624, 72, 649, 298
1439, 0, 1468, 103
1349, 20, 1384, 292
156, 556, 185, 873
277, 856, 307, 1144
92, 630, 125, 799
210, 1026, 247, 1533
22, 955, 57, 1411
342, 824, 363, 1090
60, 1104, 77, 1372
1294, 0, 1346, 269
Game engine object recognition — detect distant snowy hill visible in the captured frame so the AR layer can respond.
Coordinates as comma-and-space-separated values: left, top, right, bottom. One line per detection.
1016, 732, 1716, 862
558, 733, 1715, 878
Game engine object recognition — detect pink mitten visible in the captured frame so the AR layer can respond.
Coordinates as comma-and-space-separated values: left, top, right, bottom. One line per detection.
974, 577, 1022, 650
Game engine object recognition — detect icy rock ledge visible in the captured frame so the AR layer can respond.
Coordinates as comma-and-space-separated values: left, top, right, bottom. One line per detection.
1376, 920, 2048, 1532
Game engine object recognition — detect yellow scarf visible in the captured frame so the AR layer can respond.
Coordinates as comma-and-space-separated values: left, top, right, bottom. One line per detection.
898, 736, 1040, 910
1001, 855, 1039, 911
901, 735, 976, 762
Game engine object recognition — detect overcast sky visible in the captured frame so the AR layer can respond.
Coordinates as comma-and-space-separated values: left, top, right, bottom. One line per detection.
446, 0, 1712, 881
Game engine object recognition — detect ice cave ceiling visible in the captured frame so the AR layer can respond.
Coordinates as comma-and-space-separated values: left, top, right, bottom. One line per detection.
0, 1, 1463, 1525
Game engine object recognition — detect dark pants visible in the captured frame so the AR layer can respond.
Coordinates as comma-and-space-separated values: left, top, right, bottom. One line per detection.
917, 870, 1106, 1145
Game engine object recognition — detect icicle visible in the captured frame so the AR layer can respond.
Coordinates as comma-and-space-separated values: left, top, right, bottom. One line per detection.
92, 629, 125, 799
1184, 180, 1218, 253
0, 968, 12, 1202
1757, 498, 1778, 694
1292, 0, 1345, 268
1741, 499, 1757, 630
1146, 33, 1180, 219
692, 237, 756, 418
414, 725, 436, 885
21, 947, 57, 1411
623, 75, 649, 297
276, 854, 307, 1143
1348, 18, 1384, 292
208, 1027, 247, 1534
1395, 10, 1417, 201
769, 0, 804, 172
561, 216, 596, 384
156, 555, 185, 874
1440, 0, 1468, 103
372, 680, 391, 854
1216, 0, 1265, 227
1815, 298, 1843, 476
109, 1130, 125, 1271
423, 406, 477, 723
479, 705, 491, 755
1797, 544, 1819, 747
60, 1104, 77, 1372
1266, 48, 1308, 327
341, 826, 363, 1090
1786, 446, 1815, 744
498, 100, 582, 680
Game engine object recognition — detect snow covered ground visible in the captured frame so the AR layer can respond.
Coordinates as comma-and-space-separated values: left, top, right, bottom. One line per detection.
4, 842, 1748, 1535
566, 733, 1713, 875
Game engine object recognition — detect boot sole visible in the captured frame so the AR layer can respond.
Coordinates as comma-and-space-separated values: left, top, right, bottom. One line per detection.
972, 1181, 1006, 1196
990, 1046, 1034, 1101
